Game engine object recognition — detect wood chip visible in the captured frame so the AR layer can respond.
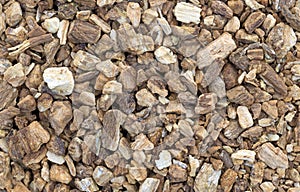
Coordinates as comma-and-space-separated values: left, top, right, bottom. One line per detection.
68, 20, 101, 44
155, 150, 172, 170
89, 14, 111, 33
43, 67, 74, 96
266, 22, 296, 59
3, 63, 26, 87
195, 93, 218, 114
194, 163, 221, 192
245, 0, 265, 10
127, 2, 141, 28
231, 149, 256, 163
5, 2, 22, 27
101, 109, 126, 151
154, 46, 177, 64
136, 88, 158, 107
139, 178, 160, 192
237, 106, 254, 129
197, 32, 236, 69
257, 142, 289, 169
173, 2, 202, 24
42, 17, 60, 33
221, 169, 237, 192
211, 1, 233, 19
92, 166, 113, 186
49, 101, 72, 135
227, 85, 254, 106
244, 11, 266, 33
117, 23, 154, 54
57, 20, 69, 45
8, 121, 50, 161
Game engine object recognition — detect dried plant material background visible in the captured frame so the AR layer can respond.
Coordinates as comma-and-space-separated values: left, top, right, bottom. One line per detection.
0, 0, 300, 191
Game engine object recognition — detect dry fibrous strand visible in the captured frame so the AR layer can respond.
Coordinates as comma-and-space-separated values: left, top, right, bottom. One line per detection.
8, 34, 53, 57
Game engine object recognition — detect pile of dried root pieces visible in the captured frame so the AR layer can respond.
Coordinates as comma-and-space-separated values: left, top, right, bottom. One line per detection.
1, 0, 300, 191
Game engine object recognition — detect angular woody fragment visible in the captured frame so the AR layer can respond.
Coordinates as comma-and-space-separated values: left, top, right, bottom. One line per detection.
149, 0, 167, 7
117, 23, 154, 54
7, 121, 50, 161
224, 16, 240, 33
222, 64, 238, 89
157, 17, 172, 35
139, 178, 160, 192
227, 85, 254, 106
173, 2, 202, 24
154, 46, 177, 64
43, 67, 74, 96
282, 6, 300, 31
42, 17, 60, 34
142, 9, 158, 25
50, 165, 72, 184
3, 63, 26, 87
49, 101, 73, 136
73, 50, 100, 71
97, 0, 116, 7
272, 0, 295, 11
197, 33, 236, 69
127, 2, 141, 28
237, 106, 254, 129
155, 150, 172, 170
221, 169, 237, 192
258, 62, 288, 96
147, 76, 168, 97
266, 22, 296, 59
231, 149, 256, 163
5, 2, 22, 27
101, 110, 126, 151
211, 1, 233, 19
245, 0, 265, 10
244, 11, 266, 33
0, 12, 5, 37
235, 29, 260, 43
93, 166, 113, 186
89, 14, 111, 33
194, 163, 221, 192
131, 134, 154, 151
201, 58, 225, 87
57, 20, 69, 45
195, 93, 218, 114
250, 162, 264, 186
257, 142, 289, 169
0, 152, 10, 189
68, 20, 101, 44
0, 80, 18, 110
136, 88, 158, 107
229, 47, 251, 71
